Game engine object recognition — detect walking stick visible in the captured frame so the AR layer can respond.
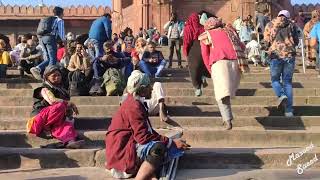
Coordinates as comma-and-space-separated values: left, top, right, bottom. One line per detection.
301, 38, 306, 74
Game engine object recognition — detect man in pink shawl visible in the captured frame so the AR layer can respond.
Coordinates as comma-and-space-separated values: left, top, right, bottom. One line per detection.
199, 17, 241, 130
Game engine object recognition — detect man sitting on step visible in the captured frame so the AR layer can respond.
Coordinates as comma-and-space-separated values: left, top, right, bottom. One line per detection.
18, 39, 43, 77
105, 70, 189, 179
122, 80, 169, 122
89, 41, 133, 95
139, 41, 167, 78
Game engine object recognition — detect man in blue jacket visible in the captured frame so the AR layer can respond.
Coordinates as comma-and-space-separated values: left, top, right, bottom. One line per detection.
87, 13, 112, 58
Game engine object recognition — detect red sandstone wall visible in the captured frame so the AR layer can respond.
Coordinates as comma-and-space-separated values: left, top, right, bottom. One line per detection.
293, 4, 320, 16
112, 0, 171, 35
112, 0, 295, 34
173, 0, 255, 24
0, 5, 111, 20
0, 5, 111, 47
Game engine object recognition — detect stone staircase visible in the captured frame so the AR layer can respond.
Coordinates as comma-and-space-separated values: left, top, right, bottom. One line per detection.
1, 48, 320, 179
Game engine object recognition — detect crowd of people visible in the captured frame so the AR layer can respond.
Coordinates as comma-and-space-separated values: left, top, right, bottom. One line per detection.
0, 5, 320, 179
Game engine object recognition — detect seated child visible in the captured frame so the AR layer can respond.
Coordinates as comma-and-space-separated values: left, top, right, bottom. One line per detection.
246, 33, 261, 66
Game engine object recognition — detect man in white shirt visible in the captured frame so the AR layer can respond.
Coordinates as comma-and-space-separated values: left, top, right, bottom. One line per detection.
164, 12, 184, 68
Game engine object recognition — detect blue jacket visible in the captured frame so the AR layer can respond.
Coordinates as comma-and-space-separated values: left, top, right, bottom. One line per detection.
89, 16, 112, 42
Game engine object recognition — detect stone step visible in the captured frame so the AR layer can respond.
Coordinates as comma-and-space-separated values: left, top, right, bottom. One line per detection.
0, 129, 175, 148
2, 74, 320, 85
161, 66, 317, 74
1, 168, 320, 180
153, 76, 320, 83
180, 147, 320, 169
1, 88, 320, 97
0, 147, 99, 170
2, 96, 320, 106
2, 116, 320, 131
2, 168, 320, 180
1, 105, 319, 118
0, 167, 113, 179
176, 169, 320, 180
1, 81, 320, 89
6, 65, 319, 75
2, 128, 320, 148
0, 146, 319, 170
165, 73, 320, 80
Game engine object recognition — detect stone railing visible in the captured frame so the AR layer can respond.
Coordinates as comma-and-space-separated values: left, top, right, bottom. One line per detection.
293, 3, 320, 15
0, 5, 111, 20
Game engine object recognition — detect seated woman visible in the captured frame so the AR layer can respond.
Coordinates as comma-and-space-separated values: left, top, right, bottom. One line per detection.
139, 41, 167, 78
26, 65, 84, 148
68, 43, 92, 77
122, 29, 136, 58
67, 42, 92, 96
0, 39, 11, 78
19, 39, 43, 77
131, 38, 147, 69
105, 70, 189, 179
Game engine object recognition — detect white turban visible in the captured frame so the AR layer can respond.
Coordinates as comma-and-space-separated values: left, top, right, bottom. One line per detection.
127, 70, 151, 94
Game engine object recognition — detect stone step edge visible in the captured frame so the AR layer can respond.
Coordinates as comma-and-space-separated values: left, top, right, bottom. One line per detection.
2, 95, 320, 98
3, 104, 320, 108
3, 128, 320, 135
1, 147, 320, 169
2, 115, 319, 121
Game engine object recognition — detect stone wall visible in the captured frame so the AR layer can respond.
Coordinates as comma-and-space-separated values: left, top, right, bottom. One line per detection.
173, 0, 254, 23
0, 5, 111, 47
112, 0, 294, 34
293, 3, 320, 16
0, 5, 111, 20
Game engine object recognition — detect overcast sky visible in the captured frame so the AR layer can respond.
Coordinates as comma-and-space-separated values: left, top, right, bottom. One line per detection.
0, 0, 319, 7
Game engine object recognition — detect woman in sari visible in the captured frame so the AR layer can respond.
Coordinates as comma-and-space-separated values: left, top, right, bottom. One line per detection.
27, 65, 84, 148
183, 12, 211, 97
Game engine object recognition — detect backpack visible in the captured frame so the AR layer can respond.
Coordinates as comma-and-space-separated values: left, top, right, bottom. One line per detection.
68, 70, 88, 96
101, 68, 126, 96
37, 16, 57, 36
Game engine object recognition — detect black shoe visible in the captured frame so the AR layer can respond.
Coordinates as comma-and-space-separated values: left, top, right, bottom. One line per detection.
223, 121, 233, 130
65, 139, 85, 149
40, 142, 65, 149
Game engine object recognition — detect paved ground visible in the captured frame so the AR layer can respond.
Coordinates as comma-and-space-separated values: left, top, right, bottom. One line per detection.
176, 169, 320, 180
1, 168, 320, 180
0, 167, 112, 180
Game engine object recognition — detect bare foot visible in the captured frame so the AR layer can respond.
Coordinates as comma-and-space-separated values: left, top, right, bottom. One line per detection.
159, 102, 169, 122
